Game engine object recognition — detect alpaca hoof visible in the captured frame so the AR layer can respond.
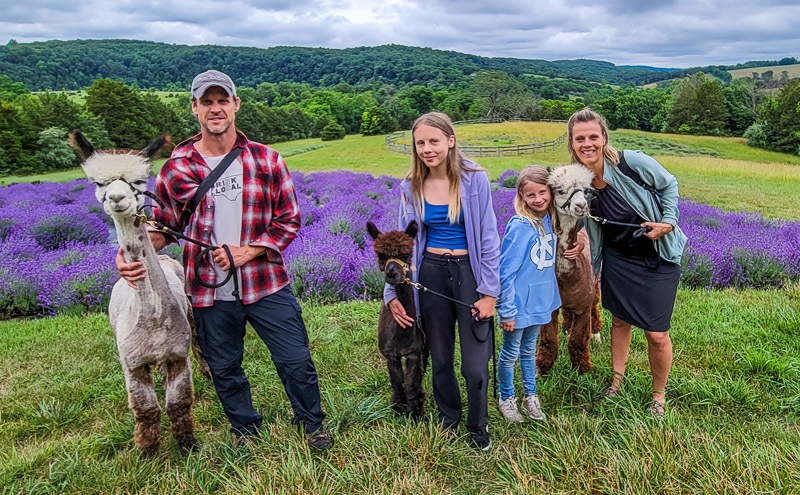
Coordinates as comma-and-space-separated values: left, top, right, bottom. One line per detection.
578, 363, 593, 374
392, 403, 408, 416
177, 434, 197, 454
139, 444, 160, 459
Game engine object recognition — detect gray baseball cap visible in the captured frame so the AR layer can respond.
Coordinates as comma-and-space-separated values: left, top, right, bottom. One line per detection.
191, 70, 237, 99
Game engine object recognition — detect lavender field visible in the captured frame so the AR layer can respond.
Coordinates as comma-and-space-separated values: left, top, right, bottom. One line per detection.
0, 170, 798, 318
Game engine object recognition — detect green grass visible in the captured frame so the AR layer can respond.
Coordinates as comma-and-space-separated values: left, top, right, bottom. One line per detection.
728, 64, 800, 80
613, 129, 800, 165
34, 90, 188, 106
0, 286, 798, 493
4, 124, 800, 221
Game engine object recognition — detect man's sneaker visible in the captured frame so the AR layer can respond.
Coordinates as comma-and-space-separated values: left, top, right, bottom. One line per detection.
468, 425, 492, 451
498, 397, 524, 423
521, 394, 546, 421
306, 427, 334, 450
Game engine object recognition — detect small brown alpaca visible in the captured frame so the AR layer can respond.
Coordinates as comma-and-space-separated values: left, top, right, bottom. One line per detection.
537, 164, 603, 375
367, 220, 427, 419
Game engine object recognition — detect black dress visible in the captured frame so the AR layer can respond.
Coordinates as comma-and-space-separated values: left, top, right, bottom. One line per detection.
590, 184, 681, 332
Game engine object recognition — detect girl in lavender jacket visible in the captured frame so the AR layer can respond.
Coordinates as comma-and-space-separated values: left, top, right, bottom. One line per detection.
384, 112, 501, 451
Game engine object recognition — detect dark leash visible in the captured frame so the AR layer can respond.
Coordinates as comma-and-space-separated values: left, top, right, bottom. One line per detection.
388, 258, 498, 399
136, 194, 240, 302
586, 212, 653, 238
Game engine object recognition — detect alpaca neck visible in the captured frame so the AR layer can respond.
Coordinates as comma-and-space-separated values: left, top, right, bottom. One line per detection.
394, 282, 416, 319
555, 214, 580, 276
114, 214, 173, 316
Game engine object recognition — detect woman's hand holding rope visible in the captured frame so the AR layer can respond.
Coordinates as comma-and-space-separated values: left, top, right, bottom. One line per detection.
642, 222, 673, 240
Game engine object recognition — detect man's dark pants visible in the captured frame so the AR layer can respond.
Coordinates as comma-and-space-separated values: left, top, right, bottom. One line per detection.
194, 286, 325, 437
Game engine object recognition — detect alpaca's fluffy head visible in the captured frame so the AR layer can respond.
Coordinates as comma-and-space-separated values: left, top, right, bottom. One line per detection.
83, 152, 153, 217
72, 133, 168, 218
367, 221, 417, 286
548, 163, 595, 218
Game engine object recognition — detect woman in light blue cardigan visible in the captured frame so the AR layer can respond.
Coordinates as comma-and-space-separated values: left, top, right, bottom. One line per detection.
384, 112, 500, 450
568, 108, 687, 418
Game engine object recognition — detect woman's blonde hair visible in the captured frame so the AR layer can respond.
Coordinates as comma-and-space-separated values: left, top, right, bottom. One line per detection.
407, 112, 485, 224
567, 108, 619, 165
514, 165, 558, 235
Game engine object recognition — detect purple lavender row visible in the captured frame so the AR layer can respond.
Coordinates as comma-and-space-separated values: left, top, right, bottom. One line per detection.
0, 170, 798, 317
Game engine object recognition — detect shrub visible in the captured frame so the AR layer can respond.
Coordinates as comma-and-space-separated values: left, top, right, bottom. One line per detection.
321, 121, 346, 141
30, 214, 107, 250
501, 175, 518, 188
743, 122, 769, 148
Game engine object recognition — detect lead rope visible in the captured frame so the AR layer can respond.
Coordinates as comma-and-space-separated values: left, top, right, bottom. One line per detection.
395, 260, 498, 399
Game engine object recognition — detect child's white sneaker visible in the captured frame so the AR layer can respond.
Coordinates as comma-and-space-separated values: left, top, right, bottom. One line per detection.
521, 394, 546, 421
498, 397, 524, 423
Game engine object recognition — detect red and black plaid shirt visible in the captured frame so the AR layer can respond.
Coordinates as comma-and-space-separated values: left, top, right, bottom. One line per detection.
154, 131, 300, 307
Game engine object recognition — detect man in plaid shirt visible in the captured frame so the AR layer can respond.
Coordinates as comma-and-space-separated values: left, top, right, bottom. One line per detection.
117, 70, 331, 450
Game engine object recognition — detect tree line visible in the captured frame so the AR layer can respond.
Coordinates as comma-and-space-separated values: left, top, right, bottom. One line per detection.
1, 67, 799, 176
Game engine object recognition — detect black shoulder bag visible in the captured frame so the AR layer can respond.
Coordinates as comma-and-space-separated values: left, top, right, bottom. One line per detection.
181, 147, 243, 298
616, 150, 663, 215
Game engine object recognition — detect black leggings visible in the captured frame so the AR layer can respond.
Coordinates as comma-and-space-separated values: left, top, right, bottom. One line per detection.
419, 252, 491, 430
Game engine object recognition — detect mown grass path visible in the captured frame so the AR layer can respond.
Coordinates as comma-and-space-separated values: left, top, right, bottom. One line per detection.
1, 286, 798, 494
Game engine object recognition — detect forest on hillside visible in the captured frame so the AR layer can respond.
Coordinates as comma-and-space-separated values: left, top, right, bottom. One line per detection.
1, 39, 799, 176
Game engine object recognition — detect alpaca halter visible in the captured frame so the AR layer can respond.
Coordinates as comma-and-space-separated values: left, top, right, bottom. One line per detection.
557, 187, 592, 211
385, 257, 415, 281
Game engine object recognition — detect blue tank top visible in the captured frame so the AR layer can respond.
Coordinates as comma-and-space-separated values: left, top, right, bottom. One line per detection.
424, 200, 468, 249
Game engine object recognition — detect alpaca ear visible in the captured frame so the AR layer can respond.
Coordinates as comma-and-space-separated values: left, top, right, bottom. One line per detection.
404, 220, 418, 239
140, 135, 171, 160
69, 132, 95, 161
366, 221, 381, 240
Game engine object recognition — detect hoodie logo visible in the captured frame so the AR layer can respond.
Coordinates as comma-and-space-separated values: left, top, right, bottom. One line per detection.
530, 233, 555, 270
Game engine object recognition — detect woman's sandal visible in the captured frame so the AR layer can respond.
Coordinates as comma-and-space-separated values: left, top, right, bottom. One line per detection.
604, 371, 625, 399
648, 389, 667, 418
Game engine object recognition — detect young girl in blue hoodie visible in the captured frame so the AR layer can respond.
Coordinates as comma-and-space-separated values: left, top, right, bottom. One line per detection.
496, 165, 582, 422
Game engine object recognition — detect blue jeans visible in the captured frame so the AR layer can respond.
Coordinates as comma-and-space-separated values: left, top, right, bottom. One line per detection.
497, 324, 540, 400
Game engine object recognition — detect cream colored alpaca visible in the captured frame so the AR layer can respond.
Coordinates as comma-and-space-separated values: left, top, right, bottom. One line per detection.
74, 133, 197, 456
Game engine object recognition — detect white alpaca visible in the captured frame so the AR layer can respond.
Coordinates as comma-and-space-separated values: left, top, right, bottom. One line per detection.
73, 133, 198, 456
536, 164, 603, 375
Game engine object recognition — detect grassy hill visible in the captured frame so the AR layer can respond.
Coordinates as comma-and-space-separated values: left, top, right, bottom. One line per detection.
729, 63, 800, 80
5, 123, 798, 220
0, 40, 667, 91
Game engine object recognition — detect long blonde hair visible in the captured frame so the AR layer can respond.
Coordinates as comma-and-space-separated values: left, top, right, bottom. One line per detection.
567, 108, 619, 165
514, 165, 558, 235
407, 112, 485, 224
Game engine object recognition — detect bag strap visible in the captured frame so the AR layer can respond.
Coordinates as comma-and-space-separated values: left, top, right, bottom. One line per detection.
180, 147, 242, 229
616, 150, 663, 214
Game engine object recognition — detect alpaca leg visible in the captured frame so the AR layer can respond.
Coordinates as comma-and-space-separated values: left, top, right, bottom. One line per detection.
537, 309, 560, 376
591, 281, 603, 343
125, 365, 161, 457
165, 357, 196, 453
404, 353, 426, 420
567, 311, 593, 374
386, 356, 407, 415
562, 311, 573, 336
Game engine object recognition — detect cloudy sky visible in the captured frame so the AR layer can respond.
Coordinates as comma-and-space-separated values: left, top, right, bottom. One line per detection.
2, 0, 798, 68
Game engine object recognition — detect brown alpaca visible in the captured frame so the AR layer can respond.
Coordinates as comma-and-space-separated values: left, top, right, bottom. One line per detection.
367, 220, 427, 419
537, 164, 602, 375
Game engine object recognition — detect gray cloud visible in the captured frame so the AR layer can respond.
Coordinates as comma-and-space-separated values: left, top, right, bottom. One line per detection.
0, 0, 798, 67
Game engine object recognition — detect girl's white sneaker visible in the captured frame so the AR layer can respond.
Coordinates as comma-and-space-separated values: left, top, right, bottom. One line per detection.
498, 397, 524, 423
522, 394, 546, 421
